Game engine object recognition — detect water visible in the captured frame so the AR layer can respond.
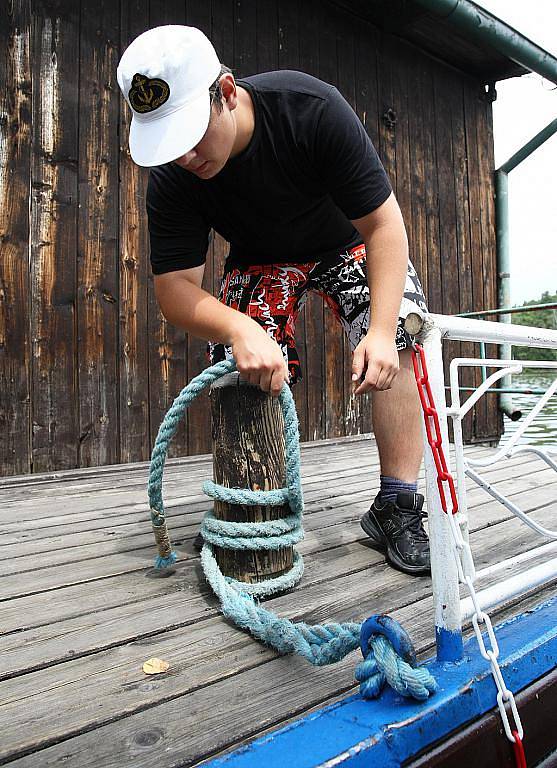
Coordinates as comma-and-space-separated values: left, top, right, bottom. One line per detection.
499, 370, 557, 449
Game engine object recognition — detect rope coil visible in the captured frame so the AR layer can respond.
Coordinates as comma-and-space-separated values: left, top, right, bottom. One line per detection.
147, 359, 437, 700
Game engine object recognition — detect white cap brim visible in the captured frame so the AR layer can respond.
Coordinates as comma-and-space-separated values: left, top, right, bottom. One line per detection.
128, 88, 211, 167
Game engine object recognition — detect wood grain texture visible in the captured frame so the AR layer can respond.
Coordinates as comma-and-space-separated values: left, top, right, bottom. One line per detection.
298, 0, 324, 443
210, 373, 293, 581
0, 0, 32, 475
77, 0, 120, 467
1, 0, 504, 476
146, 0, 189, 459
319, 4, 345, 439
0, 435, 554, 767
119, 0, 151, 464
30, 0, 79, 472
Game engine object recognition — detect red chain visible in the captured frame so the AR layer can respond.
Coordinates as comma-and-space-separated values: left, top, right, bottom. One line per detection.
512, 732, 527, 768
411, 344, 459, 515
411, 342, 527, 768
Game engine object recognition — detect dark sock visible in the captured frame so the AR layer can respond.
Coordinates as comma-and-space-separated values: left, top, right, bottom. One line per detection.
379, 475, 418, 504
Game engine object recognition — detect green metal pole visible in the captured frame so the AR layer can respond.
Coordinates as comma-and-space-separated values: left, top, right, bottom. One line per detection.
494, 169, 519, 419
500, 118, 557, 174
492, 119, 557, 421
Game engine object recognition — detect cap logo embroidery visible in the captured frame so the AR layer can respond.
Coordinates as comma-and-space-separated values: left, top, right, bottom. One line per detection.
129, 73, 170, 113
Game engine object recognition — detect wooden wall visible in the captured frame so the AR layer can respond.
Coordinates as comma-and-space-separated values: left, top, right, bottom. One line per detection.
0, 0, 500, 476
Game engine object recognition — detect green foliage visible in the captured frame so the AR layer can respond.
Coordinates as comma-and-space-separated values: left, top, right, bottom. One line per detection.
511, 291, 557, 361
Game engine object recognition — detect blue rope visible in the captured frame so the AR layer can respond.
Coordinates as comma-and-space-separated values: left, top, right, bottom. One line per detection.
147, 360, 437, 700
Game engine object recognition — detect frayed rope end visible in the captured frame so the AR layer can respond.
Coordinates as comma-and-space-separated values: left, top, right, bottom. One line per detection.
154, 550, 178, 569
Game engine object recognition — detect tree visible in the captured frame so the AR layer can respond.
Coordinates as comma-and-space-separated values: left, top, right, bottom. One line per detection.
511, 291, 557, 362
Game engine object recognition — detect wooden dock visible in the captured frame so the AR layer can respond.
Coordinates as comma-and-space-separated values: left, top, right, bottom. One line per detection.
1, 434, 556, 767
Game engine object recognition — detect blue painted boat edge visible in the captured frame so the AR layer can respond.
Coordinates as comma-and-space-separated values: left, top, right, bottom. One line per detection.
205, 595, 557, 768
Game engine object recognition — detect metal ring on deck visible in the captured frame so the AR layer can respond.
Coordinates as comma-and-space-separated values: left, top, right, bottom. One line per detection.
360, 614, 418, 667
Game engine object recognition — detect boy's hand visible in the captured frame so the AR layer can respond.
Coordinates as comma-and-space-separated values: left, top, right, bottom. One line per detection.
229, 317, 289, 397
352, 329, 399, 395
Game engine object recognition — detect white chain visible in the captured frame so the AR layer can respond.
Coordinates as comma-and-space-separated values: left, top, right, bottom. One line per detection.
447, 512, 524, 742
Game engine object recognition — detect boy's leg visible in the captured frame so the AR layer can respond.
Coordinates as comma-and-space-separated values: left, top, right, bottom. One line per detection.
370, 348, 423, 482
310, 247, 430, 575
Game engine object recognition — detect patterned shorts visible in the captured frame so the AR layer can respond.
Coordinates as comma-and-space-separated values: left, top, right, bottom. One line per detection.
208, 243, 428, 384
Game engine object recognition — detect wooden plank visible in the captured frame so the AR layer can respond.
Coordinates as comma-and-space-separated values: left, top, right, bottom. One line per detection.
390, 41, 413, 278
233, 0, 257, 78
146, 0, 189, 459
0, 450, 551, 603
469, 82, 499, 443
418, 55, 443, 328
0, 437, 379, 501
335, 7, 362, 439
277, 0, 310, 443
2, 509, 555, 766
462, 76, 488, 441
0, 541, 380, 681
0, 447, 505, 538
2, 449, 543, 569
298, 0, 324, 442
375, 32, 397, 195
3, 490, 556, 682
0, 445, 524, 535
1, 454, 553, 581
256, 0, 278, 73
318, 3, 345, 439
0, 436, 381, 510
0, 509, 384, 636
0, 444, 502, 534
477, 93, 501, 441
0, 0, 32, 477
77, 0, 120, 467
182, 0, 216, 457
432, 65, 462, 416
354, 19, 380, 437
0, 448, 544, 553
119, 0, 151, 465
0, 433, 377, 488
405, 44, 428, 303
29, 0, 79, 472
448, 76, 477, 443
209, 0, 233, 429
1, 451, 547, 571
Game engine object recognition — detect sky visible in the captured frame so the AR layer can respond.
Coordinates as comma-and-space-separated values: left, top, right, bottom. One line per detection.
476, 1, 557, 305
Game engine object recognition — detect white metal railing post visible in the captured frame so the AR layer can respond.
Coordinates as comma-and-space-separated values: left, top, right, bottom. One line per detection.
419, 326, 464, 662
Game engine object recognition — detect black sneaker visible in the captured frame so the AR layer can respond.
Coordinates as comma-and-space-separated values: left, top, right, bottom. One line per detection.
360, 491, 430, 575
193, 531, 204, 551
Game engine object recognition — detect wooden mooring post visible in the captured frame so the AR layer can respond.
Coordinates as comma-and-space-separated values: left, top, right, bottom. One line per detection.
210, 372, 294, 583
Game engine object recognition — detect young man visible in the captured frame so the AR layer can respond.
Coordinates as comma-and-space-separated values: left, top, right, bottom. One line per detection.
117, 25, 430, 575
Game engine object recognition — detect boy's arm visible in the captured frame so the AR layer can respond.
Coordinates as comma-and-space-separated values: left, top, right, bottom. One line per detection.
154, 269, 289, 396
350, 192, 409, 394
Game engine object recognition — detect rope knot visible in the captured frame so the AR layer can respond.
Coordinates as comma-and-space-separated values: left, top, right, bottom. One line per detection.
356, 615, 437, 700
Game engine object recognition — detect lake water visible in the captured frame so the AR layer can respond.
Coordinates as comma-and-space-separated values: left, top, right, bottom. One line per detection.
499, 370, 557, 448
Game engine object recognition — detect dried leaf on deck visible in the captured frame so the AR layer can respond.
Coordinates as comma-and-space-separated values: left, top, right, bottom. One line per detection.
143, 657, 170, 675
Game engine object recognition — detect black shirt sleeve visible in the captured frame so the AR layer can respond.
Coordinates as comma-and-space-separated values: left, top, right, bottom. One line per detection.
313, 86, 393, 220
146, 164, 210, 275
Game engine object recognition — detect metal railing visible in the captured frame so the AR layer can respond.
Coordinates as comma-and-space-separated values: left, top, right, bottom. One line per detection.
405, 309, 557, 663
453, 302, 557, 404
407, 310, 557, 755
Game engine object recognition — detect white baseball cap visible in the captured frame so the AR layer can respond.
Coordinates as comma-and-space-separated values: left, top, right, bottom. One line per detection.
117, 25, 221, 167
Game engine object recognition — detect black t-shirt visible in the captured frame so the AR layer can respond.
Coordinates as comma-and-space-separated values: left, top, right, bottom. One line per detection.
147, 70, 393, 275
